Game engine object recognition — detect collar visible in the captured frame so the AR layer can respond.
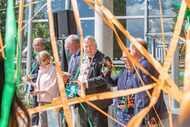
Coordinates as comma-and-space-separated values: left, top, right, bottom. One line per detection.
74, 49, 80, 57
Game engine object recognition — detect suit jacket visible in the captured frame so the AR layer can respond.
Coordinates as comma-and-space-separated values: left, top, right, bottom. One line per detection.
79, 50, 112, 109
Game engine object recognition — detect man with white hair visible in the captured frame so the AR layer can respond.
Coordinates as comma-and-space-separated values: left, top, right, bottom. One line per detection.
64, 34, 80, 80
77, 36, 111, 127
63, 34, 81, 127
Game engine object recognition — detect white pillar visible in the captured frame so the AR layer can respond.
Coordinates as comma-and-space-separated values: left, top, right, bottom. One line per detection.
95, 0, 113, 57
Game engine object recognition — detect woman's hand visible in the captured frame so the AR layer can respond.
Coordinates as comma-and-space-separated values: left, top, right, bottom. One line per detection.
22, 75, 35, 86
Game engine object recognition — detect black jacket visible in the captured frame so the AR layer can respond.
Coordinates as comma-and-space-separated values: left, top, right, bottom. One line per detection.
85, 50, 112, 109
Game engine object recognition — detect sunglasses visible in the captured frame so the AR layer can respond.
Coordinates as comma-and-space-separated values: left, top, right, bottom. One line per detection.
118, 102, 125, 105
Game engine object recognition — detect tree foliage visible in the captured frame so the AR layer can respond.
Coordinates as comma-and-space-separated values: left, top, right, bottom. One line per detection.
32, 22, 49, 39
32, 1, 49, 39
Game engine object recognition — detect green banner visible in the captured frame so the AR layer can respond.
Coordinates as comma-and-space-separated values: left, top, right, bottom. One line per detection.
0, 0, 17, 126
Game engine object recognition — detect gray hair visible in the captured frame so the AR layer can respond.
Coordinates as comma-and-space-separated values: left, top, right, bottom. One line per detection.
33, 38, 45, 46
84, 35, 97, 47
65, 34, 80, 45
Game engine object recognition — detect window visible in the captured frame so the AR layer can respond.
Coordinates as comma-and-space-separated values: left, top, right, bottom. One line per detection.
126, 0, 144, 16
78, 1, 95, 36
126, 19, 144, 45
51, 0, 65, 12
81, 20, 94, 36
78, 0, 94, 17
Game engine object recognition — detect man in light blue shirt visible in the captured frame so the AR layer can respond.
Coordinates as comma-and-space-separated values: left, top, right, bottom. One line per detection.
65, 34, 80, 80
64, 34, 81, 127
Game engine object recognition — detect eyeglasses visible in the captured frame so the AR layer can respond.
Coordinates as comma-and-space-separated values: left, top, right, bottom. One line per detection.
118, 102, 125, 105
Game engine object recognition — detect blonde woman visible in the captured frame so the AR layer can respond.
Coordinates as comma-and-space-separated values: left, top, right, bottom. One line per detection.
30, 51, 60, 127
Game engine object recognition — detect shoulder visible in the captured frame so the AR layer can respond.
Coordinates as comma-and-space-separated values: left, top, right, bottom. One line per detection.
94, 50, 104, 61
140, 58, 148, 65
97, 50, 104, 57
140, 58, 151, 69
117, 69, 127, 79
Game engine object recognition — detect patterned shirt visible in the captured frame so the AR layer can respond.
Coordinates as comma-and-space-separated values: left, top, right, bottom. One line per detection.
68, 50, 80, 80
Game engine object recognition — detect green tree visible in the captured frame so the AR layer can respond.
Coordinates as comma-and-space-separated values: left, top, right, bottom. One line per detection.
32, 0, 49, 39
32, 22, 49, 39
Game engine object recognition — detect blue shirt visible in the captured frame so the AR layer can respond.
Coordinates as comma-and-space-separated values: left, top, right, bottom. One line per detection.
138, 57, 158, 84
117, 69, 138, 90
134, 57, 158, 114
115, 69, 137, 126
68, 50, 80, 80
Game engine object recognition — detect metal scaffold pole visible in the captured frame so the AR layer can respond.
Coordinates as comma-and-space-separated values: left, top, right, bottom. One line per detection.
65, 0, 71, 10
26, 0, 33, 75
144, 0, 148, 42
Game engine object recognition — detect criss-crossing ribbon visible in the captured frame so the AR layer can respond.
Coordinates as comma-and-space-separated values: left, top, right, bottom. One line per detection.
13, 0, 190, 127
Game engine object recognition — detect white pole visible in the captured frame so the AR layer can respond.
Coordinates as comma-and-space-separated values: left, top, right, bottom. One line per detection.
65, 0, 71, 10
95, 0, 113, 57
26, 0, 33, 75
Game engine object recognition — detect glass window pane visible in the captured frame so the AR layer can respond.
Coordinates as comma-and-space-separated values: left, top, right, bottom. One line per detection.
113, 19, 144, 58
113, 0, 126, 16
148, 18, 175, 33
126, 0, 145, 16
78, 0, 94, 17
81, 20, 94, 36
126, 19, 144, 46
148, 0, 177, 16
33, 1, 48, 19
51, 0, 65, 12
113, 19, 126, 59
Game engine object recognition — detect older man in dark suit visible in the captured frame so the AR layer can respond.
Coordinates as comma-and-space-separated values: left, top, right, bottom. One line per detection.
77, 36, 111, 127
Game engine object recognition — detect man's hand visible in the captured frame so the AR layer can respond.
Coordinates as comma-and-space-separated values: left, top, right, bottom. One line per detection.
62, 72, 71, 84
72, 80, 86, 97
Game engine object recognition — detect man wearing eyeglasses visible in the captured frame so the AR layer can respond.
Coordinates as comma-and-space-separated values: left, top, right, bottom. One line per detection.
111, 50, 137, 127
